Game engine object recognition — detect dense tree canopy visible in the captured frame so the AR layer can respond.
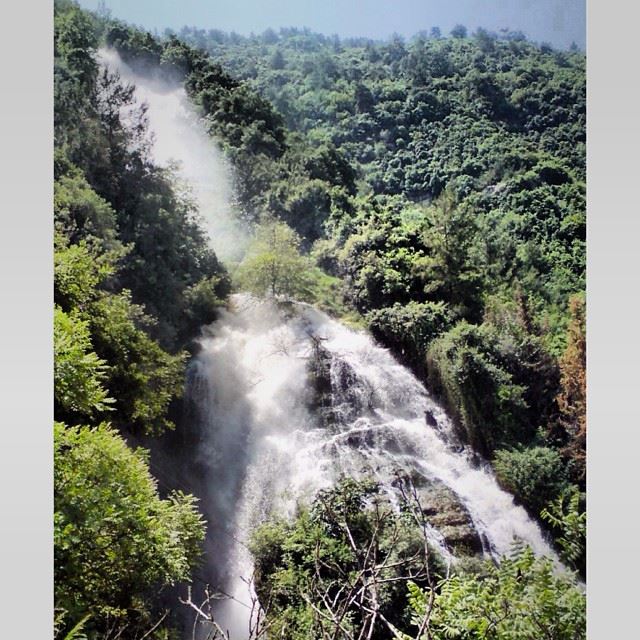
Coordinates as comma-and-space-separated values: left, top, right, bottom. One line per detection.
53, 2, 586, 637
54, 422, 205, 637
54, 3, 229, 636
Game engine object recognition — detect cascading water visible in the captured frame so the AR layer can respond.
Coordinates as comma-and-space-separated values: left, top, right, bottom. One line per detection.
97, 48, 249, 263
187, 294, 559, 637
98, 49, 561, 639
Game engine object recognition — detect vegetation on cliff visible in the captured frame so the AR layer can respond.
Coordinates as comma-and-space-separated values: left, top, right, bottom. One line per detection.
53, 1, 586, 636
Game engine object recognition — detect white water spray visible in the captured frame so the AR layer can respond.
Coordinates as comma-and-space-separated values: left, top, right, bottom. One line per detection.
97, 48, 249, 263
188, 295, 559, 637
96, 49, 562, 638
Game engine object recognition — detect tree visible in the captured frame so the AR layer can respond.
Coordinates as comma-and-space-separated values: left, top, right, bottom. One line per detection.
54, 306, 114, 420
473, 28, 496, 53
250, 478, 444, 640
88, 290, 188, 434
415, 190, 484, 321
270, 48, 286, 69
54, 1, 99, 87
54, 171, 120, 250
54, 422, 206, 637
262, 27, 279, 44
54, 237, 188, 434
355, 83, 374, 114
403, 545, 585, 640
555, 294, 586, 483
236, 219, 314, 298
450, 24, 468, 39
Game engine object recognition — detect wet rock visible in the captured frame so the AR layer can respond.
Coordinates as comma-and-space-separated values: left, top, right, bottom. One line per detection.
416, 480, 484, 556
307, 339, 373, 427
307, 339, 333, 418
389, 473, 483, 557
424, 409, 438, 428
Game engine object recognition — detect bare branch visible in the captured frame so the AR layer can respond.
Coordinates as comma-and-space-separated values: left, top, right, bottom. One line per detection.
138, 610, 169, 640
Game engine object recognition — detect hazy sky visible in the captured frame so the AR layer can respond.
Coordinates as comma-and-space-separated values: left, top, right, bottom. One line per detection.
78, 0, 585, 50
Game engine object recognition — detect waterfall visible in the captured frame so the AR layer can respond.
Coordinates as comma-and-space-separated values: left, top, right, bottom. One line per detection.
187, 294, 559, 637
97, 50, 561, 638
96, 47, 249, 263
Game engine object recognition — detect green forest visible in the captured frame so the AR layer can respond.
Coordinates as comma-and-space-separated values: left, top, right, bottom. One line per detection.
53, 1, 586, 638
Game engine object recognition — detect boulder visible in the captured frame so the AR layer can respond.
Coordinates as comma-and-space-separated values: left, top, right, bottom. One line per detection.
416, 480, 484, 556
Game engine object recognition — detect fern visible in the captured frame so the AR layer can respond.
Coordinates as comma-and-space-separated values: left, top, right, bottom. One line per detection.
54, 610, 91, 640
63, 614, 91, 640
541, 490, 586, 569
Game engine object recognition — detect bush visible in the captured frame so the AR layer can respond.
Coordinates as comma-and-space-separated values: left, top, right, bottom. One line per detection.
406, 545, 585, 639
250, 478, 446, 639
426, 317, 559, 456
426, 322, 530, 454
180, 274, 228, 340
54, 422, 205, 636
541, 489, 586, 575
493, 446, 567, 515
367, 300, 453, 373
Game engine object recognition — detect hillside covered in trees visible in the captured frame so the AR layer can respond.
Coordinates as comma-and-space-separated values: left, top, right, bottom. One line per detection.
53, 1, 586, 638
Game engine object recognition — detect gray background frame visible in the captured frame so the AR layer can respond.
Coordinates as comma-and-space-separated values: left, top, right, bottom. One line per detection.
0, 0, 635, 636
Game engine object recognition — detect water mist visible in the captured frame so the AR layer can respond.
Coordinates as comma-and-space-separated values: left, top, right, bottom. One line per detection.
97, 47, 249, 263
98, 49, 561, 640
187, 295, 560, 637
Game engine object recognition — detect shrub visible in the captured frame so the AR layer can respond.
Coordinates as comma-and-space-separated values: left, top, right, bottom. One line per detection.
493, 446, 567, 515
426, 322, 530, 454
54, 422, 205, 636
368, 300, 453, 373
405, 545, 585, 639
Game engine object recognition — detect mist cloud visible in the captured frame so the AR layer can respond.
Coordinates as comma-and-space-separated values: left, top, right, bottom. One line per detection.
97, 47, 250, 264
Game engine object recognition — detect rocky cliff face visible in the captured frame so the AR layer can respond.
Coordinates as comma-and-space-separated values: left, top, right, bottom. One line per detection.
307, 329, 484, 559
